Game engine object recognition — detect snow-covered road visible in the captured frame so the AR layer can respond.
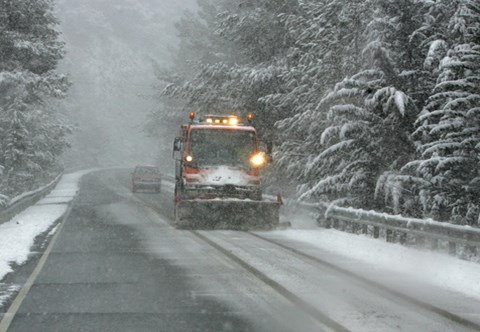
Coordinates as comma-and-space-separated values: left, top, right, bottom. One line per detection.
1, 169, 479, 331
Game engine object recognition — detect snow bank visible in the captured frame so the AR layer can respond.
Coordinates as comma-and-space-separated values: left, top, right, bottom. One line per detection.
270, 228, 480, 301
8, 174, 63, 206
0, 204, 68, 279
0, 170, 90, 305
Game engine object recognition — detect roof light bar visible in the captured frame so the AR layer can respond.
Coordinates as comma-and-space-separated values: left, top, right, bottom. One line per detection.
202, 115, 241, 126
228, 117, 239, 125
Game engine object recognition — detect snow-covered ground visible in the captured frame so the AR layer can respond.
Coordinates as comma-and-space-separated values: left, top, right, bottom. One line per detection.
0, 170, 91, 303
270, 205, 480, 303
8, 174, 63, 206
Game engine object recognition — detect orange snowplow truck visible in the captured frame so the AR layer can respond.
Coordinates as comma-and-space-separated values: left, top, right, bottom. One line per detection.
172, 112, 280, 229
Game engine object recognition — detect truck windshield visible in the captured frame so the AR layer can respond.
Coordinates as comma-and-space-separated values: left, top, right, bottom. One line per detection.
189, 129, 256, 167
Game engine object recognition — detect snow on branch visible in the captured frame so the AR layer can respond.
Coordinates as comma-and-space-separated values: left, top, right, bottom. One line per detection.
421, 141, 463, 156
424, 39, 448, 69
327, 104, 367, 121
435, 156, 471, 172
320, 126, 340, 145
317, 139, 355, 160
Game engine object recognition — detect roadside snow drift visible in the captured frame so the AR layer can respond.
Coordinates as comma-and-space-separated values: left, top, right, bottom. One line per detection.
0, 171, 90, 295
268, 228, 480, 302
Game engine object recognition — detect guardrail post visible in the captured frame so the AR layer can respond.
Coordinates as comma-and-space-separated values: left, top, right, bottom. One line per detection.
325, 218, 332, 229
448, 242, 456, 256
386, 229, 393, 242
347, 221, 353, 233
333, 219, 339, 230
431, 238, 438, 250
351, 222, 360, 234
362, 224, 368, 235
416, 235, 425, 247
399, 232, 407, 244
373, 226, 380, 239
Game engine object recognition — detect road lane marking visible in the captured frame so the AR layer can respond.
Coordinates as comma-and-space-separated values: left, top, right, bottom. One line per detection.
0, 204, 73, 332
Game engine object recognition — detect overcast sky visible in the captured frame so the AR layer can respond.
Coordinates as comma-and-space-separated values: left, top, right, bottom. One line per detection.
56, 0, 197, 170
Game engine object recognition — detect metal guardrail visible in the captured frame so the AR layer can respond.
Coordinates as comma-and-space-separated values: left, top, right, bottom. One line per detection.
306, 203, 480, 259
0, 173, 63, 225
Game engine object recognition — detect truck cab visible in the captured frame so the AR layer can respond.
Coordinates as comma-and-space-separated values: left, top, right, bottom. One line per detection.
173, 113, 266, 202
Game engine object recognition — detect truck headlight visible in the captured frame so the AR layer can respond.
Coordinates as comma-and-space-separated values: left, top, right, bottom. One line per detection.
250, 153, 266, 167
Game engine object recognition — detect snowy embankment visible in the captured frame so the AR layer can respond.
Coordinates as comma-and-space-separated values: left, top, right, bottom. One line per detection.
272, 207, 480, 302
0, 171, 90, 290
8, 173, 63, 206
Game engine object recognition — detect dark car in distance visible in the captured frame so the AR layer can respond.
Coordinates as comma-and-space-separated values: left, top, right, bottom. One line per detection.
131, 165, 161, 193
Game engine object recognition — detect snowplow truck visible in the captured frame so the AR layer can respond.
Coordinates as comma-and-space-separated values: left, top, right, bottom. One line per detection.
172, 112, 280, 229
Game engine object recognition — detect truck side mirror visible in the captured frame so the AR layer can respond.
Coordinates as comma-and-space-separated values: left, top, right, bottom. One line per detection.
173, 137, 181, 151
260, 141, 273, 162
173, 137, 182, 160
266, 141, 273, 155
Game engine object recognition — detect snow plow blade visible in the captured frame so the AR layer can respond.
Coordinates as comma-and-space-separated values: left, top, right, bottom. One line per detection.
175, 200, 280, 230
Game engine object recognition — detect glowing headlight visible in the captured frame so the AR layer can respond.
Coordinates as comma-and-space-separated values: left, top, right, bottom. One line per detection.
250, 153, 266, 167
206, 118, 213, 123
185, 155, 193, 162
229, 117, 239, 125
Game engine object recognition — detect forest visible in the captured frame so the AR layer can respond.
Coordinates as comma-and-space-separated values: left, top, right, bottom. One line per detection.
0, 0, 69, 204
154, 0, 480, 226
0, 0, 479, 226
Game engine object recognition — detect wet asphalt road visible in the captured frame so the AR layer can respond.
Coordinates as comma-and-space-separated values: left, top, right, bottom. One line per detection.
3, 170, 320, 332
3, 169, 480, 332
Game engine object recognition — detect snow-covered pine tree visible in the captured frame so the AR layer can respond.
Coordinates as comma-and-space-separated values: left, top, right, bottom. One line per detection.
361, 0, 432, 214
299, 69, 417, 209
272, 0, 373, 188
280, 0, 424, 209
0, 0, 69, 196
402, 0, 480, 224
159, 0, 298, 140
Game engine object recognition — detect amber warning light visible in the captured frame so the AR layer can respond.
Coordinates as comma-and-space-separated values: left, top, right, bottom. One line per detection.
204, 115, 239, 126
189, 112, 195, 120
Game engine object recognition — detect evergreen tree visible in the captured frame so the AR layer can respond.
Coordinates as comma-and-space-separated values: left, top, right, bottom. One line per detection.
402, 0, 480, 224
153, 0, 480, 226
158, 0, 298, 140
0, 0, 69, 196
273, 0, 372, 188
